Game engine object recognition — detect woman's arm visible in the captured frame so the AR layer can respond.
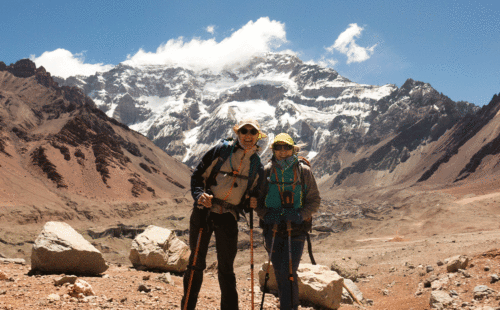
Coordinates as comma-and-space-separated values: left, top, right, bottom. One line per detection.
190, 145, 220, 204
255, 164, 271, 219
300, 165, 321, 220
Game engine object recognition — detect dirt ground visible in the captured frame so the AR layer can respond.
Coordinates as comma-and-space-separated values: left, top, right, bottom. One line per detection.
1, 185, 500, 309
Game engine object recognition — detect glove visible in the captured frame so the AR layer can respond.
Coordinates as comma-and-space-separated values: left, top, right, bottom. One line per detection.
263, 210, 281, 224
284, 212, 303, 224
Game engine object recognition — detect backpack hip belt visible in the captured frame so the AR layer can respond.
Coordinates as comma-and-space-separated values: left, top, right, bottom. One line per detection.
212, 197, 238, 209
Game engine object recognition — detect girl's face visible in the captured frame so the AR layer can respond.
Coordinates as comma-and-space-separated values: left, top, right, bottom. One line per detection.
273, 143, 294, 161
237, 125, 259, 149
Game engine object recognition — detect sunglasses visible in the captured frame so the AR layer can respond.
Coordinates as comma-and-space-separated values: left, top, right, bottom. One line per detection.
239, 128, 259, 135
273, 144, 293, 151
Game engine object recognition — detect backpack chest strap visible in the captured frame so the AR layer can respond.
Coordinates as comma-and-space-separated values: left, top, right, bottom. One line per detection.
218, 170, 249, 180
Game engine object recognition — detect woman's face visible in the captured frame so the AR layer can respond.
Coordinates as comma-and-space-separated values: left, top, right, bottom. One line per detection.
237, 125, 259, 149
273, 143, 294, 161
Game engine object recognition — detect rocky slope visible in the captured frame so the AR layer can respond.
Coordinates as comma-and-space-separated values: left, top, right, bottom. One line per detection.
0, 59, 192, 233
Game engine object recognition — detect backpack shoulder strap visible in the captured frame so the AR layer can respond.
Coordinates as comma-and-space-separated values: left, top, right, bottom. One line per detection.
206, 139, 234, 189
244, 153, 262, 196
298, 156, 311, 167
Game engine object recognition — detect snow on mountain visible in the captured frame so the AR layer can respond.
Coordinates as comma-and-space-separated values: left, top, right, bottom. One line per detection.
54, 53, 478, 183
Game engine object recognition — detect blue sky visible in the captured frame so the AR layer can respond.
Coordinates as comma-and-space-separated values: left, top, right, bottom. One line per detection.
1, 0, 499, 106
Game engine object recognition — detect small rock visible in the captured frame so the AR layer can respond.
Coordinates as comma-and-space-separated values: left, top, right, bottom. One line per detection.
47, 293, 60, 302
437, 260, 444, 266
426, 265, 434, 273
142, 275, 150, 281
473, 285, 495, 300
431, 275, 449, 290
446, 255, 469, 273
0, 258, 26, 265
68, 279, 95, 298
138, 283, 151, 293
430, 291, 453, 307
424, 275, 438, 288
415, 283, 424, 296
156, 272, 173, 285
490, 274, 499, 284
54, 275, 78, 286
458, 269, 471, 278
484, 266, 490, 271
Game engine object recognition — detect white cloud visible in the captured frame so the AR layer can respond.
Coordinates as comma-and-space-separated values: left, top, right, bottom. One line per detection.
206, 25, 215, 34
123, 17, 287, 72
317, 56, 338, 68
326, 23, 377, 64
30, 48, 114, 78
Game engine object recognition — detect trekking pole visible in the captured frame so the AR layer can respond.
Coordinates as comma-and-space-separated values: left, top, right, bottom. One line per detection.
260, 223, 278, 310
183, 208, 208, 310
250, 209, 255, 310
287, 221, 294, 309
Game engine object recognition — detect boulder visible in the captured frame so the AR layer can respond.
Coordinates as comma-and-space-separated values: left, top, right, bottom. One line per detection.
129, 225, 190, 272
330, 258, 360, 281
259, 262, 344, 309
31, 222, 108, 275
446, 255, 468, 272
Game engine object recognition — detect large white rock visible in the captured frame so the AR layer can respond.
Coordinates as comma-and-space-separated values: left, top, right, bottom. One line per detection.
259, 262, 344, 310
31, 221, 108, 275
129, 225, 190, 272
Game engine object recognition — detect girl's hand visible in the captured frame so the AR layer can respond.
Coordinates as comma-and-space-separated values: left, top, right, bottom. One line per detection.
197, 193, 213, 208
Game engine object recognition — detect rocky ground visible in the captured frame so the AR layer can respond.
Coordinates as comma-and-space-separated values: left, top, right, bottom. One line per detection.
1, 185, 500, 309
1, 226, 500, 309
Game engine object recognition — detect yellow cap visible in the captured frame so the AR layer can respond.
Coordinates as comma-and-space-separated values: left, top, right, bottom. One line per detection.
273, 133, 294, 146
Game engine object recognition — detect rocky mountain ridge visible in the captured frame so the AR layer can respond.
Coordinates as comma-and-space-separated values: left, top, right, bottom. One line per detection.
54, 53, 481, 190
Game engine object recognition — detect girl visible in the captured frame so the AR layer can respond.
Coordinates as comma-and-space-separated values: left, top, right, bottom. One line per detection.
256, 133, 321, 309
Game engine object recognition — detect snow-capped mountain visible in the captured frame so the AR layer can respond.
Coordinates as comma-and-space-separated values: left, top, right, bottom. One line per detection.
55, 53, 478, 185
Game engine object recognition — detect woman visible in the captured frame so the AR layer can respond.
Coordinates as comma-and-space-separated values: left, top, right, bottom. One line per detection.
256, 133, 321, 310
181, 118, 265, 310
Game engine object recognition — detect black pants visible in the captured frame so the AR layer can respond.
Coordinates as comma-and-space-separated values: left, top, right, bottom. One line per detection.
181, 207, 239, 310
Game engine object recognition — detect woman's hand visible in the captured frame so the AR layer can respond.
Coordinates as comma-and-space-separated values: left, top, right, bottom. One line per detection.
284, 212, 303, 224
197, 193, 213, 208
249, 197, 257, 209
263, 210, 280, 224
